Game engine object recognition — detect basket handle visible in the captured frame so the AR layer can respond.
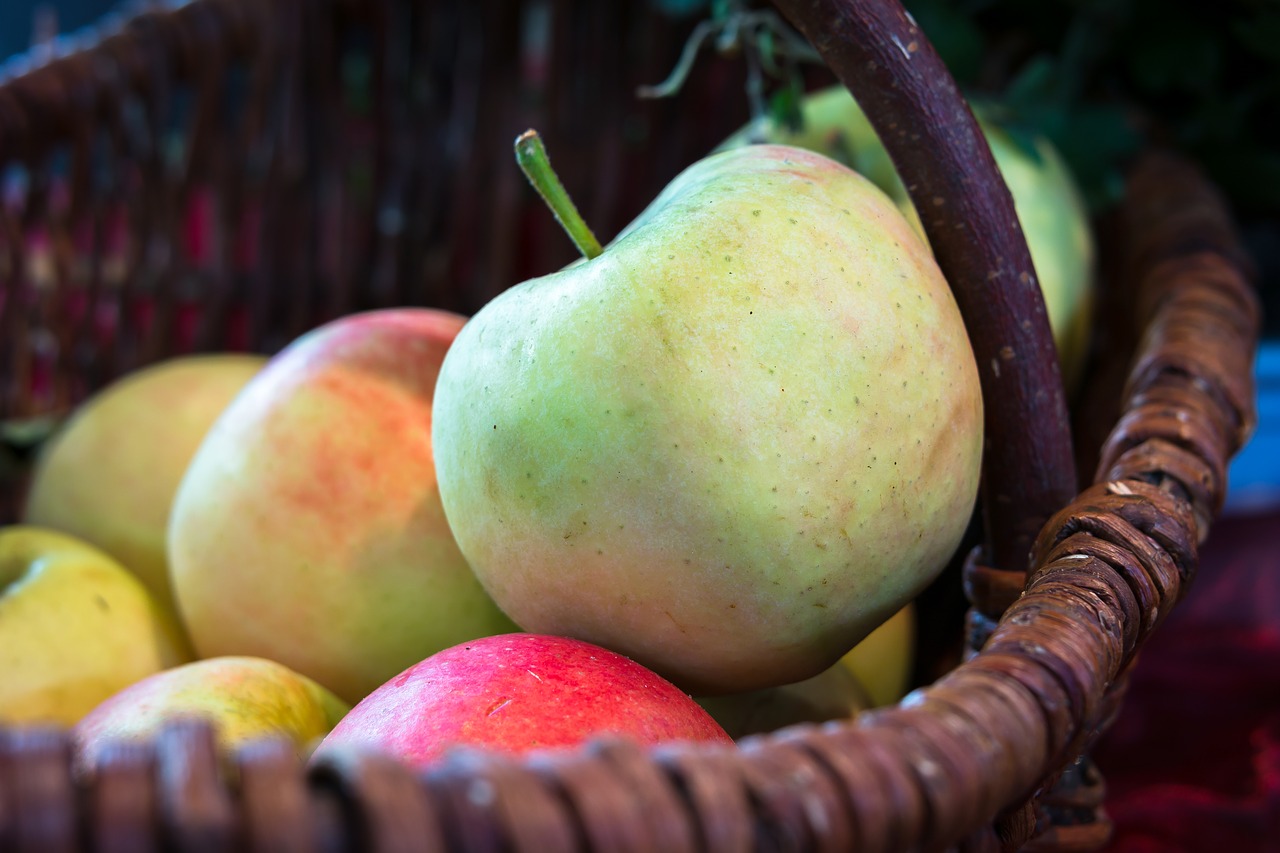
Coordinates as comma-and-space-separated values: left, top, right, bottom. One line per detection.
770, 0, 1079, 575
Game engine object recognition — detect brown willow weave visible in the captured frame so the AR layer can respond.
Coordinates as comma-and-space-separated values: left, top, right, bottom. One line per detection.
0, 0, 753, 424
0, 0, 1262, 850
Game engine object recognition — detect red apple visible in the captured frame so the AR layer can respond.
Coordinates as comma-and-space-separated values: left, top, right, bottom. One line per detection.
312, 633, 733, 768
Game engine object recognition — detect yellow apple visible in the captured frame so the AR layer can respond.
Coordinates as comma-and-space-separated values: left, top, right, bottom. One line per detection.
0, 526, 191, 726
838, 602, 915, 707
696, 659, 872, 739
74, 656, 350, 771
23, 353, 267, 614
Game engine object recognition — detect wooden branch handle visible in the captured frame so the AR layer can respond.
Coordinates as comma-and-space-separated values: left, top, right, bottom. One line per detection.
768, 0, 1079, 574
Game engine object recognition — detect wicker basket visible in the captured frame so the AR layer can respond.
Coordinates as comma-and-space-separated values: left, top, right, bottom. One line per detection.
0, 0, 1261, 850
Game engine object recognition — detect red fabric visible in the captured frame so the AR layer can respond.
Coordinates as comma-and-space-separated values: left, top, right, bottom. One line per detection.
1095, 509, 1280, 852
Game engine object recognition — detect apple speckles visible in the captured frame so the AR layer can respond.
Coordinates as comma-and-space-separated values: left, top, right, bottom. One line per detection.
430, 145, 982, 695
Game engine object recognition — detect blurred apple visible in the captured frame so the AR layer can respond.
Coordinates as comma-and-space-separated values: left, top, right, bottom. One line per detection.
169, 308, 519, 704
696, 658, 871, 739
74, 656, 349, 771
718, 85, 899, 192
0, 526, 190, 727
721, 86, 1095, 391
698, 602, 915, 736
838, 602, 915, 707
311, 633, 733, 768
23, 353, 266, 613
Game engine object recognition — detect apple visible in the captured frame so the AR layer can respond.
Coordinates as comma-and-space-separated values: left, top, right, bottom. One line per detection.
432, 143, 983, 695
837, 602, 915, 708
0, 525, 191, 727
699, 601, 916, 739
695, 658, 871, 740
74, 656, 350, 771
311, 633, 733, 769
168, 308, 519, 704
718, 86, 898, 192
23, 353, 267, 614
721, 86, 1096, 391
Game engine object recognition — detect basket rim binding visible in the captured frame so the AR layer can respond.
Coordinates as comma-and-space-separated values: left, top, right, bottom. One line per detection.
0, 0, 1263, 850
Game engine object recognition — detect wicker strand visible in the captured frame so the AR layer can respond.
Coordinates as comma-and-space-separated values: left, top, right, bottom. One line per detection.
0, 727, 80, 853
235, 740, 326, 853
84, 739, 162, 853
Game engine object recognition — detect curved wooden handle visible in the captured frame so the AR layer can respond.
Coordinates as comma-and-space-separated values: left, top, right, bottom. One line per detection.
768, 0, 1079, 574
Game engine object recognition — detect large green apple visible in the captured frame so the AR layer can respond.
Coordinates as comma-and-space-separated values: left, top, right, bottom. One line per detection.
168, 308, 519, 704
23, 353, 266, 615
432, 144, 983, 695
0, 525, 191, 726
721, 86, 1096, 391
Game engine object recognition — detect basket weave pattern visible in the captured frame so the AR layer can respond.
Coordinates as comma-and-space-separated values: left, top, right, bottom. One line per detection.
0, 0, 1262, 850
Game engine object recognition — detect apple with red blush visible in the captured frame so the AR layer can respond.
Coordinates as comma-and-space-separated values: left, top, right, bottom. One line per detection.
168, 308, 518, 704
311, 633, 733, 768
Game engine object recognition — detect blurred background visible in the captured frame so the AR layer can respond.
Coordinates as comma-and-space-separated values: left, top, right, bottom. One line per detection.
10, 0, 1271, 509
5, 0, 1276, 312
1, 0, 115, 60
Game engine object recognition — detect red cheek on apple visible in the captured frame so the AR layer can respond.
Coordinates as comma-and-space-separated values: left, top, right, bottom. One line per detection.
294, 310, 465, 390
312, 633, 734, 769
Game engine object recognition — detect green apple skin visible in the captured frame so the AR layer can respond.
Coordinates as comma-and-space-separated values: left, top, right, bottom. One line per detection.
722, 86, 1096, 391
74, 656, 350, 771
0, 526, 192, 727
23, 353, 267, 615
168, 308, 519, 704
432, 144, 983, 695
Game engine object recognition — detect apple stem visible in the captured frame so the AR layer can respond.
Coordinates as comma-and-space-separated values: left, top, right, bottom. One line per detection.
514, 130, 603, 261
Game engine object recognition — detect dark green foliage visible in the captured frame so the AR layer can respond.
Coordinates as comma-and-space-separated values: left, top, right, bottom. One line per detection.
906, 0, 1280, 218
